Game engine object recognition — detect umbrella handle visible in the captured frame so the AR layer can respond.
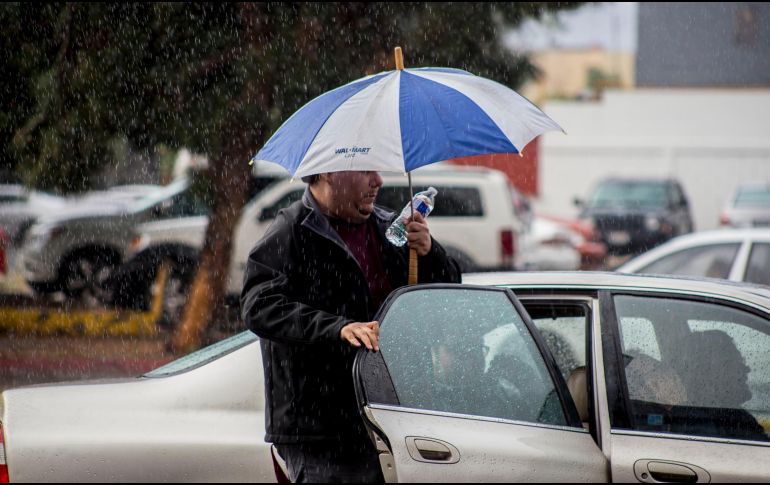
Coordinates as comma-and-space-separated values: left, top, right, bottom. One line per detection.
398, 46, 417, 285
408, 248, 418, 285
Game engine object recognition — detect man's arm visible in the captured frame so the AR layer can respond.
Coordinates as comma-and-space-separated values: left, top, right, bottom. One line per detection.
241, 228, 380, 349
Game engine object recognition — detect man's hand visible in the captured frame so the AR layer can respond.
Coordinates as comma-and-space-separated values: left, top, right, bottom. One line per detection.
407, 212, 432, 257
341, 321, 380, 351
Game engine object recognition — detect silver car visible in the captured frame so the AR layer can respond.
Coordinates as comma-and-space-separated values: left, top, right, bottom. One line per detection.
617, 228, 770, 287
721, 183, 770, 228
4, 273, 770, 482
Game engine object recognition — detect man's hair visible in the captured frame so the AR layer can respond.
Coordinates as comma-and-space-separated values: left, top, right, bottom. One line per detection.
301, 174, 321, 185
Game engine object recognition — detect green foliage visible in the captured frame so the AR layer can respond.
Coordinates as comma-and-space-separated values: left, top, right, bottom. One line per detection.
1, 2, 581, 192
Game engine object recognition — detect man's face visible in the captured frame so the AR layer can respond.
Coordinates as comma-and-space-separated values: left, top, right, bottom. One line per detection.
325, 171, 383, 223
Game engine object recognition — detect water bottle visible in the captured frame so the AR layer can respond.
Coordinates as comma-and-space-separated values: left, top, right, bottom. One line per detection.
385, 187, 438, 247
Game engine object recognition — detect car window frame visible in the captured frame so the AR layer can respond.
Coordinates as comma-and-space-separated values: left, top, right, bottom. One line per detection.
375, 184, 485, 218
601, 288, 770, 447
745, 241, 770, 287
354, 283, 585, 431
520, 297, 600, 443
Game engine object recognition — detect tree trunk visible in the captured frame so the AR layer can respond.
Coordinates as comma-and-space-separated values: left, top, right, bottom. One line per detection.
170, 120, 261, 354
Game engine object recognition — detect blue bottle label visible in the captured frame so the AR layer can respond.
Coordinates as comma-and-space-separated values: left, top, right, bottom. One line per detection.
416, 200, 429, 215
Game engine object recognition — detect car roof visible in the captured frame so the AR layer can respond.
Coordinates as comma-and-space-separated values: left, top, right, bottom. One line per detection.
639, 228, 770, 244
462, 271, 770, 307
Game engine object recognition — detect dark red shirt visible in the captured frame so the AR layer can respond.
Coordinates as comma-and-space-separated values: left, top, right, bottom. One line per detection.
329, 217, 394, 312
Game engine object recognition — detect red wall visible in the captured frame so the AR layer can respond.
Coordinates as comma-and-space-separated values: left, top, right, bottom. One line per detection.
447, 138, 540, 196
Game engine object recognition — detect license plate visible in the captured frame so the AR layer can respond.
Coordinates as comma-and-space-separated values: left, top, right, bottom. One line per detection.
608, 231, 631, 245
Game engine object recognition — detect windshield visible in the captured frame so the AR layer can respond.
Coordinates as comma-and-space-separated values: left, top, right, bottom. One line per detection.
589, 181, 669, 210
735, 186, 770, 208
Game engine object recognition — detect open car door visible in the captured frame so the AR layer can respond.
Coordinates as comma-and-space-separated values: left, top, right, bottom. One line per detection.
354, 284, 608, 482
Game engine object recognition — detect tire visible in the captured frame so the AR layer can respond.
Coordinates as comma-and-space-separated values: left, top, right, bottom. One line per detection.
60, 251, 120, 308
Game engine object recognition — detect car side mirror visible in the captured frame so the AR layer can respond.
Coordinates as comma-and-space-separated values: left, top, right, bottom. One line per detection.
573, 197, 584, 209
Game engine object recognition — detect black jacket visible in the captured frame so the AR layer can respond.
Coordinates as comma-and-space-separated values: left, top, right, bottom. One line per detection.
241, 189, 461, 444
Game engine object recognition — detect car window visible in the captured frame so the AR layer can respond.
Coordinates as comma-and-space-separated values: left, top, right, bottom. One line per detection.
613, 294, 770, 442
746, 243, 770, 286
248, 175, 283, 199
156, 189, 211, 219
262, 189, 305, 220
734, 186, 770, 208
638, 243, 740, 279
376, 186, 483, 217
526, 304, 589, 382
588, 181, 669, 210
618, 316, 662, 361
0, 193, 27, 203
373, 288, 568, 426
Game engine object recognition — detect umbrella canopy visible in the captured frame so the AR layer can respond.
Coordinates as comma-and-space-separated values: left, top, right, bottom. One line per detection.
252, 67, 563, 177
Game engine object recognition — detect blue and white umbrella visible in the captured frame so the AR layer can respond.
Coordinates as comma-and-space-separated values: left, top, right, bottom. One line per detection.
252, 66, 563, 177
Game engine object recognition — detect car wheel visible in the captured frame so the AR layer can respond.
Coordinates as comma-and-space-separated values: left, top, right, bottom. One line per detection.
61, 252, 119, 308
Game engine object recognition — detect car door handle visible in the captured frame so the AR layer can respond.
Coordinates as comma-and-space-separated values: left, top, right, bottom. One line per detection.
648, 462, 698, 483
415, 439, 452, 461
635, 460, 708, 484
406, 437, 460, 464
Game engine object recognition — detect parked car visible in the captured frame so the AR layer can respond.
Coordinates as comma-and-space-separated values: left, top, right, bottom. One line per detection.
19, 168, 286, 306
123, 165, 526, 323
617, 228, 770, 286
721, 183, 770, 228
4, 272, 770, 482
517, 215, 582, 270
575, 178, 694, 256
0, 184, 66, 246
518, 214, 608, 271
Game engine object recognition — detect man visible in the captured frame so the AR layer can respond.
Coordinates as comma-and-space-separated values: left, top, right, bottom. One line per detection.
241, 170, 461, 483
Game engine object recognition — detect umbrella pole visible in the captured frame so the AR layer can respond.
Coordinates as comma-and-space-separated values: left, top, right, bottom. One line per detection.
408, 171, 418, 285
396, 45, 419, 285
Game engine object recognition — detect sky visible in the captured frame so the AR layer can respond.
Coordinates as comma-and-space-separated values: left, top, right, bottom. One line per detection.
504, 2, 639, 53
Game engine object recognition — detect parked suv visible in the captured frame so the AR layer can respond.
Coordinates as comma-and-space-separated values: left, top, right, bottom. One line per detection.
125, 165, 525, 323
20, 167, 285, 305
575, 178, 694, 256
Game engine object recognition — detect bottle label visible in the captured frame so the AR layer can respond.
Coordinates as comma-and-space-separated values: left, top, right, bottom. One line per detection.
416, 200, 429, 215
